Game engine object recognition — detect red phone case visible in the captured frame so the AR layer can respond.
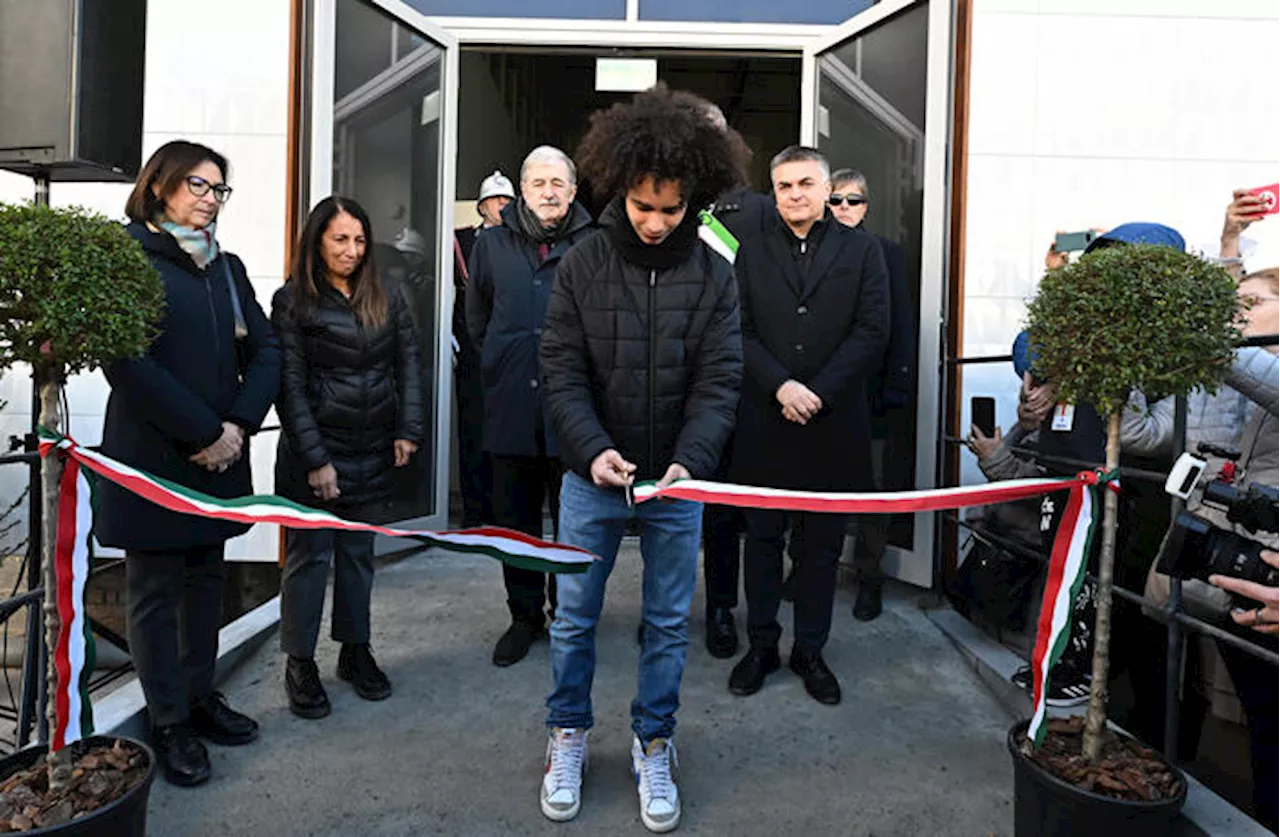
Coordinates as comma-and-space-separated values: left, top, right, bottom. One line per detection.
1248, 183, 1279, 216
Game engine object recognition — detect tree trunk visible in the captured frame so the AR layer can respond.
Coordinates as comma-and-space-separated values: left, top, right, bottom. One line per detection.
39, 371, 72, 793
1082, 410, 1122, 762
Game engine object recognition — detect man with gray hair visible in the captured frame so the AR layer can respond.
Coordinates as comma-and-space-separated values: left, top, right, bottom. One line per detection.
728, 145, 889, 706
466, 145, 594, 667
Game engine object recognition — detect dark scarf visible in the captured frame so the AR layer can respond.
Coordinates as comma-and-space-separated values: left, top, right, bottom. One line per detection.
602, 197, 700, 271
515, 198, 576, 245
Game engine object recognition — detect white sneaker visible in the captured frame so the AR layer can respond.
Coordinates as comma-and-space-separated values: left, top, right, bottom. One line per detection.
631, 735, 681, 833
541, 728, 588, 822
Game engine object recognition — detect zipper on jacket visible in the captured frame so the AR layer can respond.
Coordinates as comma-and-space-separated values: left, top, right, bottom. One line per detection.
648, 269, 656, 476
203, 273, 222, 359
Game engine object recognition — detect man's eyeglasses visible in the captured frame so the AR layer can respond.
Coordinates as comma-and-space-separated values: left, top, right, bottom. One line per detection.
829, 194, 866, 207
186, 176, 233, 204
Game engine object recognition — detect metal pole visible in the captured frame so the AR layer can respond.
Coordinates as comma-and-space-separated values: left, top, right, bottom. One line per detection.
19, 171, 51, 746
1163, 393, 1188, 760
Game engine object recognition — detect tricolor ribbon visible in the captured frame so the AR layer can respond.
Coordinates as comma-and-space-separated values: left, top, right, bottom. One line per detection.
698, 210, 739, 264
36, 431, 597, 750
38, 429, 1104, 751
636, 472, 1107, 748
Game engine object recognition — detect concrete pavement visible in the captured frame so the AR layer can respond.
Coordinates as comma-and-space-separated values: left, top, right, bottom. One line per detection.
146, 544, 1017, 836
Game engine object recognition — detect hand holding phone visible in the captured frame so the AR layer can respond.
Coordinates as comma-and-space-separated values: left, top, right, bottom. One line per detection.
971, 396, 996, 438
1054, 230, 1099, 254
1248, 183, 1278, 216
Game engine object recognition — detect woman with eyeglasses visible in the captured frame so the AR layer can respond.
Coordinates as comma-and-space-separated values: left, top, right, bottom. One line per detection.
272, 196, 424, 721
99, 140, 281, 787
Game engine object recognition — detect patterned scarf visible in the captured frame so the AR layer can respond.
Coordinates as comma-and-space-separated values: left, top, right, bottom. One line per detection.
155, 214, 220, 270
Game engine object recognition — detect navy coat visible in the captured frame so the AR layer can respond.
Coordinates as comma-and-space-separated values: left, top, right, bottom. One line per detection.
96, 223, 282, 551
731, 211, 889, 492
465, 201, 594, 458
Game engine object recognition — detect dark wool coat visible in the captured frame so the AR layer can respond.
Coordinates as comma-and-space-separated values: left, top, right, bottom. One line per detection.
271, 278, 425, 511
96, 223, 281, 551
465, 201, 594, 458
540, 200, 743, 483
731, 211, 890, 492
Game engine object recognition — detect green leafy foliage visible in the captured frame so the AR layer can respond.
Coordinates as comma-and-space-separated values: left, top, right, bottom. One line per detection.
0, 202, 164, 375
1025, 244, 1241, 417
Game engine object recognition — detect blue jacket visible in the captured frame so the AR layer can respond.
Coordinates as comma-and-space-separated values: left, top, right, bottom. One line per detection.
465, 201, 594, 458
96, 223, 281, 550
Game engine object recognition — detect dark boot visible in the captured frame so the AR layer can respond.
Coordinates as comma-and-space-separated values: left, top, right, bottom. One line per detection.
286, 656, 331, 719
493, 619, 544, 667
728, 647, 781, 696
789, 648, 842, 705
154, 724, 211, 787
189, 692, 259, 745
705, 607, 738, 659
853, 578, 883, 622
337, 643, 392, 701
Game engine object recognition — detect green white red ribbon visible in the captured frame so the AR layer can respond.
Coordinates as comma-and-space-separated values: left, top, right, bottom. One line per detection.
637, 472, 1105, 748
39, 429, 1102, 752
52, 456, 96, 751
36, 431, 596, 751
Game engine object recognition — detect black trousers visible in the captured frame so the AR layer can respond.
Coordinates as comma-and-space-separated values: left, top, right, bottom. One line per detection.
279, 527, 376, 658
703, 503, 743, 612
1219, 639, 1279, 830
125, 544, 225, 727
454, 341, 492, 528
743, 509, 848, 654
490, 454, 561, 624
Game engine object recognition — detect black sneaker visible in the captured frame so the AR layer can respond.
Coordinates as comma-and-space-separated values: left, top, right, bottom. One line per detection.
1010, 663, 1091, 707
154, 723, 211, 787
286, 656, 331, 719
337, 643, 392, 701
189, 692, 259, 746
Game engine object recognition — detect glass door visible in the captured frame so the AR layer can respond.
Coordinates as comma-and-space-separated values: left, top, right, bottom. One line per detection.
800, 0, 952, 588
310, 0, 459, 532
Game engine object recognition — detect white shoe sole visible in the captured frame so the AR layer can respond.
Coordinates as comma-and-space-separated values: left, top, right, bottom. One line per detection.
640, 806, 681, 833
541, 794, 581, 822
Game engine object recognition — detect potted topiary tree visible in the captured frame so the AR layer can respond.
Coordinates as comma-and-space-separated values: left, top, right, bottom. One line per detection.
1007, 243, 1243, 836
0, 202, 166, 834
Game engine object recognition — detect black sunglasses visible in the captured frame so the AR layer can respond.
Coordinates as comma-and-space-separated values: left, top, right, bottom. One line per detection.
186, 175, 233, 204
829, 194, 867, 207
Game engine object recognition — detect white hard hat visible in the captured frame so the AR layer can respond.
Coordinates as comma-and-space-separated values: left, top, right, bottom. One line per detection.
478, 170, 515, 203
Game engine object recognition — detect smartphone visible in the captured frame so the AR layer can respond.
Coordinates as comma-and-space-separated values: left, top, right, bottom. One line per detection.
1248, 183, 1279, 216
971, 396, 996, 438
1054, 230, 1098, 253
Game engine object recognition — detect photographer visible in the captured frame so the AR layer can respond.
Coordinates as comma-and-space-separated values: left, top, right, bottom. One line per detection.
1211, 550, 1279, 636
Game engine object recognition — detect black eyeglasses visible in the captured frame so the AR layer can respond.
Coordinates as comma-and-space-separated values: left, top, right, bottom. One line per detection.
829, 194, 867, 207
186, 176, 233, 203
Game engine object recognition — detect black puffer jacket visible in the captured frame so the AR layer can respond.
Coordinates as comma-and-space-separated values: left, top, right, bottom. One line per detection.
271, 278, 425, 511
540, 199, 743, 483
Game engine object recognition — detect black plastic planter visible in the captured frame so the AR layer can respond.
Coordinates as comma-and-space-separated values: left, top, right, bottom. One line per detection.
0, 735, 156, 836
1007, 720, 1186, 837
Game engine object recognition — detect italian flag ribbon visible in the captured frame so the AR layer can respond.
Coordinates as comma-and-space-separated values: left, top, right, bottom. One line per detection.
39, 428, 1104, 752
51, 456, 96, 752
636, 472, 1107, 749
36, 431, 597, 750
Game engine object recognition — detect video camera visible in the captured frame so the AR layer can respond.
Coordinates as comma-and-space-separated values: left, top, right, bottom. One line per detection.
1157, 447, 1278, 587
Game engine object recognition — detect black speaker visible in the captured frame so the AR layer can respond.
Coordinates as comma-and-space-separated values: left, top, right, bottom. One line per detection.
0, 0, 147, 182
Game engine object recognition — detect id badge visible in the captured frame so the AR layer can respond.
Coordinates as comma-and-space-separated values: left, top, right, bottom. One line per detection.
1051, 403, 1075, 432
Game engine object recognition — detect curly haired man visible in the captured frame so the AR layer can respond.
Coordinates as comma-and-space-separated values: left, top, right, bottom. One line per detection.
537, 84, 749, 832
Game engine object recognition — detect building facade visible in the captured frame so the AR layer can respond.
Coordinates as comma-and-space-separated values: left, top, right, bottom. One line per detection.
0, 0, 1275, 579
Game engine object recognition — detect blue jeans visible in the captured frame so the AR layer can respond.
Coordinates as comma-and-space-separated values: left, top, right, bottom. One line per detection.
547, 471, 702, 744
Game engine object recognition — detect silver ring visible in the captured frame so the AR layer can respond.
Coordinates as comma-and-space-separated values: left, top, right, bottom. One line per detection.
1255, 607, 1268, 625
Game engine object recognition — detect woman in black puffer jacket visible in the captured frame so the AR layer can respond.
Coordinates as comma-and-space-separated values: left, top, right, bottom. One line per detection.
272, 196, 425, 719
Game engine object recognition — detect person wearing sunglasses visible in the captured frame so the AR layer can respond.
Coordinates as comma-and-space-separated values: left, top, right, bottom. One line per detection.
100, 140, 282, 787
822, 168, 916, 622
